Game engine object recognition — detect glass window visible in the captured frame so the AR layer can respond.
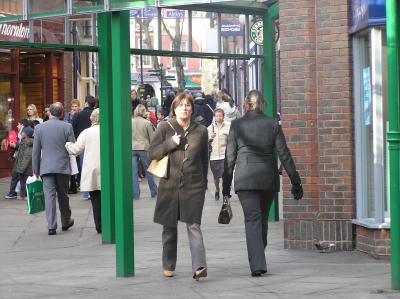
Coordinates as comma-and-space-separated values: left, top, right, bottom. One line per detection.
0, 0, 23, 21
29, 0, 66, 18
221, 13, 245, 55
32, 18, 65, 44
73, 0, 103, 13
0, 73, 14, 153
130, 7, 158, 50
161, 8, 188, 52
353, 27, 389, 225
192, 11, 218, 53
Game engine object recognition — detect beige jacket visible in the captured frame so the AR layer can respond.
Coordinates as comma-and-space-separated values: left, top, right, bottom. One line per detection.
65, 125, 100, 191
132, 116, 154, 151
208, 121, 230, 160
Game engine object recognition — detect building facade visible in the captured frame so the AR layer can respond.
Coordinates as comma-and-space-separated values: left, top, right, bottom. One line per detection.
280, 0, 390, 257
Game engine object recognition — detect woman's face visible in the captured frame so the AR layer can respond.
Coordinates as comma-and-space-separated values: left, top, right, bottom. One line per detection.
174, 99, 192, 121
27, 106, 34, 116
215, 111, 224, 123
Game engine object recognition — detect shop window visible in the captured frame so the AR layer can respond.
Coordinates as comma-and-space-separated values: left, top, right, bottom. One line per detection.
353, 27, 389, 227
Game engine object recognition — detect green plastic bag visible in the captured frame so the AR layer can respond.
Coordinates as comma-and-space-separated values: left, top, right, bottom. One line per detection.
26, 176, 45, 214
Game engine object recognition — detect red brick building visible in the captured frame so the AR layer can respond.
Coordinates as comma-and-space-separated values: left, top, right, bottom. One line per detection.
279, 0, 390, 257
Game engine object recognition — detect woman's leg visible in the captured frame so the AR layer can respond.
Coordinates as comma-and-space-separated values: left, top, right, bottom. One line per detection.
237, 190, 267, 274
131, 151, 140, 199
89, 190, 102, 233
162, 226, 178, 271
186, 223, 207, 273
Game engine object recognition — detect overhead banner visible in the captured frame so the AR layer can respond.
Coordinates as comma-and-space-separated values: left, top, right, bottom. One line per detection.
349, 0, 386, 34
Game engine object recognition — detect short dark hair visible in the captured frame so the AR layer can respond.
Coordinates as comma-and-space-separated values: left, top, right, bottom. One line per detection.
214, 108, 225, 116
49, 102, 64, 118
171, 93, 194, 117
85, 95, 96, 108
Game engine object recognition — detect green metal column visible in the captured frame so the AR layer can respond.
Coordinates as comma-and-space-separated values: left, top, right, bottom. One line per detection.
263, 3, 279, 221
98, 12, 116, 244
386, 0, 400, 290
111, 11, 134, 277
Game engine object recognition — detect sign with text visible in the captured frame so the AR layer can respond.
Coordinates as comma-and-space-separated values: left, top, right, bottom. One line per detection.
0, 22, 30, 42
221, 19, 242, 37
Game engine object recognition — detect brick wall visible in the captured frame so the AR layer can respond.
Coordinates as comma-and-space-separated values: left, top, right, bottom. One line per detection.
355, 226, 391, 258
279, 0, 354, 250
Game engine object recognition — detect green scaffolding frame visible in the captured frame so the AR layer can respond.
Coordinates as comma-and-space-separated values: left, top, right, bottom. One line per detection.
0, 1, 279, 277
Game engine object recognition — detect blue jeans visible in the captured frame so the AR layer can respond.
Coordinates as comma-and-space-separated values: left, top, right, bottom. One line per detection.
132, 150, 158, 199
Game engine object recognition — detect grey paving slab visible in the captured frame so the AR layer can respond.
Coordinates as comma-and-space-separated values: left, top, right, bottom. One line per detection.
0, 176, 399, 299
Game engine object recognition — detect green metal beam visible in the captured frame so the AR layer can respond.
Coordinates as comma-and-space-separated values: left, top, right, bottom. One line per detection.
170, 3, 266, 15
130, 48, 263, 60
0, 41, 98, 52
98, 12, 116, 244
111, 10, 134, 277
386, 0, 400, 290
263, 2, 279, 222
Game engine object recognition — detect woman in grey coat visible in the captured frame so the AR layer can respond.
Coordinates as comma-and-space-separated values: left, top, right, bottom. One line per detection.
149, 93, 209, 280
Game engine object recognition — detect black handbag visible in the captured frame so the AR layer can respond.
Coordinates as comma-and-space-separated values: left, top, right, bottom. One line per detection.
218, 196, 233, 224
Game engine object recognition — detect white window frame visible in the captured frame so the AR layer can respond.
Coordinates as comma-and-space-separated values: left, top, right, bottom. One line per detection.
352, 28, 389, 229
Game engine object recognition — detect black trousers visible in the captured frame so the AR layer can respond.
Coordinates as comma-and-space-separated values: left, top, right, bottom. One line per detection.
237, 190, 275, 273
89, 190, 102, 233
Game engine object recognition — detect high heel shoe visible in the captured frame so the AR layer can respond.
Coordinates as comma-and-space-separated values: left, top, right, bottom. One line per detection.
163, 270, 174, 278
193, 267, 207, 281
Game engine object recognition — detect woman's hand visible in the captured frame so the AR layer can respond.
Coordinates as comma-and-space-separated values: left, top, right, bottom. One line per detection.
172, 133, 181, 145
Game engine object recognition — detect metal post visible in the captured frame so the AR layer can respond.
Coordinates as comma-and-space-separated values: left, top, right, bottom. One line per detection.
110, 11, 134, 277
263, 3, 279, 221
386, 0, 400, 289
97, 12, 115, 244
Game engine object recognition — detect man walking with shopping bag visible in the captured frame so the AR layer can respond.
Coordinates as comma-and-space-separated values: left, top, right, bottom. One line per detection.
32, 102, 76, 235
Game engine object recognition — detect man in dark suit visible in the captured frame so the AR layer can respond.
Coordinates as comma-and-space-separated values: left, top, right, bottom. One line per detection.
32, 102, 76, 235
222, 90, 303, 277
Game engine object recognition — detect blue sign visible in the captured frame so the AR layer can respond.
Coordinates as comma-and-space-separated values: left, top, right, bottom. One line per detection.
363, 67, 371, 126
165, 10, 185, 19
350, 0, 386, 34
221, 19, 242, 37
130, 7, 158, 19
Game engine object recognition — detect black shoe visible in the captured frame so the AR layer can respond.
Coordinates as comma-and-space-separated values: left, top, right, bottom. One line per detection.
96, 227, 102, 234
251, 270, 267, 277
68, 189, 77, 194
62, 219, 74, 231
48, 229, 56, 235
4, 193, 17, 199
215, 192, 220, 201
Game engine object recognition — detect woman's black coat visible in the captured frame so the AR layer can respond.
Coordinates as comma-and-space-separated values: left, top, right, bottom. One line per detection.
149, 118, 209, 227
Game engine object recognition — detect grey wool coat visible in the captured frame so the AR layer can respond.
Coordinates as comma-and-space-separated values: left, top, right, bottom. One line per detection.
149, 118, 209, 227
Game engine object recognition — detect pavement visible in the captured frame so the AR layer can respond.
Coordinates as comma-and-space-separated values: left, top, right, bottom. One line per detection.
0, 176, 400, 299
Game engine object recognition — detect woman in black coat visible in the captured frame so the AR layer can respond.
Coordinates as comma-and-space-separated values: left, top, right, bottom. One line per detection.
222, 90, 303, 277
149, 93, 209, 280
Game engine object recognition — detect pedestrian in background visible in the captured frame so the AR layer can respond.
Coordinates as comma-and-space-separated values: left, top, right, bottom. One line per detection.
66, 108, 101, 234
27, 104, 43, 123
149, 93, 209, 280
13, 126, 34, 201
222, 90, 303, 277
64, 99, 81, 124
216, 90, 240, 123
32, 102, 75, 236
4, 119, 31, 200
208, 108, 230, 201
131, 104, 158, 199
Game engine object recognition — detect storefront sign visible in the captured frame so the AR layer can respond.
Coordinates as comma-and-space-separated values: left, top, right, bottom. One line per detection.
221, 19, 242, 37
250, 20, 263, 46
130, 7, 158, 19
0, 22, 30, 41
350, 0, 386, 34
165, 10, 185, 18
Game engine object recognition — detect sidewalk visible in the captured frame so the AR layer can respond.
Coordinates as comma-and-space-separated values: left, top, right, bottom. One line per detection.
0, 176, 398, 299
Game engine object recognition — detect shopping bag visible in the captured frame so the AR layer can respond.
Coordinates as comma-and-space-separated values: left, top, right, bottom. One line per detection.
26, 176, 45, 214
218, 196, 233, 224
147, 155, 169, 178
70, 155, 79, 175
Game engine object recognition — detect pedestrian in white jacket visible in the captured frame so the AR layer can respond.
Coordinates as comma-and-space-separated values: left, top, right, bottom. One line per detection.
65, 108, 101, 234
208, 108, 230, 201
